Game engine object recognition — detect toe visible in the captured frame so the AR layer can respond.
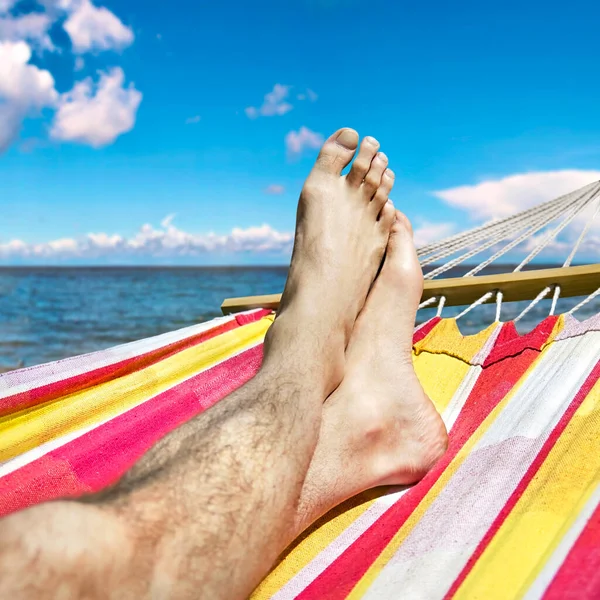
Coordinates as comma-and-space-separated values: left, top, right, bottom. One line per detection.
386, 210, 423, 297
362, 152, 389, 199
371, 168, 395, 214
378, 199, 396, 229
347, 136, 380, 187
390, 210, 414, 238
315, 128, 359, 175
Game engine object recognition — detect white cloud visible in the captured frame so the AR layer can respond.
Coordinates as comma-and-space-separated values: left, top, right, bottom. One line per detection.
160, 213, 176, 228
413, 221, 456, 247
0, 218, 294, 261
297, 88, 317, 102
285, 126, 324, 158
0, 40, 58, 151
0, 0, 16, 14
0, 13, 55, 50
63, 0, 133, 53
246, 83, 293, 119
185, 115, 201, 124
434, 170, 600, 221
0, 41, 57, 105
0, 1, 138, 151
264, 184, 285, 194
50, 67, 141, 147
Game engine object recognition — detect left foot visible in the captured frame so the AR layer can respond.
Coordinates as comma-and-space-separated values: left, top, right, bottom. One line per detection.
293, 211, 449, 534
262, 128, 397, 396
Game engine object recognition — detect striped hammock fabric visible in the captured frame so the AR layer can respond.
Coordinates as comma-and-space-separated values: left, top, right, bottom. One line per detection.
1, 309, 599, 599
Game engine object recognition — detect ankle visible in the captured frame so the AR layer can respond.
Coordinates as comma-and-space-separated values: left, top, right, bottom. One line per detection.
263, 312, 345, 395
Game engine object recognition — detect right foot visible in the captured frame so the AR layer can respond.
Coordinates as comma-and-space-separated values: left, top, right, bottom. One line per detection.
292, 213, 449, 535
263, 128, 397, 394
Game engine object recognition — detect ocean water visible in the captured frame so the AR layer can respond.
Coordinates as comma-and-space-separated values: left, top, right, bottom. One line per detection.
0, 266, 597, 370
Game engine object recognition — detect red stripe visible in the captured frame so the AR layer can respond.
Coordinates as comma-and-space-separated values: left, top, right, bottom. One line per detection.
235, 309, 272, 325
483, 316, 558, 367
413, 317, 441, 344
543, 499, 600, 599
444, 359, 600, 599
298, 333, 548, 600
0, 344, 264, 517
0, 310, 270, 417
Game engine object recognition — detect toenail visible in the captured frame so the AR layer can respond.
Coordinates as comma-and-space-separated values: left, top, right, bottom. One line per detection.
385, 168, 395, 178
365, 136, 378, 146
377, 152, 388, 163
335, 129, 359, 149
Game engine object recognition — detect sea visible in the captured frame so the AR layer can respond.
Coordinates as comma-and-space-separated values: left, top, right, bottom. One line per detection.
0, 266, 597, 371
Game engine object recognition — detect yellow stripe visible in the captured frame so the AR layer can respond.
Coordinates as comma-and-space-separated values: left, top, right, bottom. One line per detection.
453, 376, 600, 600
415, 352, 472, 415
347, 335, 553, 599
415, 319, 498, 364
0, 317, 273, 462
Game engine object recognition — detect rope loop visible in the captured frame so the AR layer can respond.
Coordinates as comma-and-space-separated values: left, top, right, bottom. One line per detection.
418, 297, 437, 310
495, 290, 504, 322
455, 291, 494, 320
514, 286, 552, 322
549, 285, 561, 316
568, 287, 600, 316
436, 296, 446, 318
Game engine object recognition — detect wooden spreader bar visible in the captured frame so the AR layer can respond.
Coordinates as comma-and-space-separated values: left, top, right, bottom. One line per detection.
221, 264, 600, 315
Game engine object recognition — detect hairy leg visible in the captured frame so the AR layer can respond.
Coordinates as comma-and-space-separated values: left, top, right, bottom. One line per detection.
0, 128, 397, 600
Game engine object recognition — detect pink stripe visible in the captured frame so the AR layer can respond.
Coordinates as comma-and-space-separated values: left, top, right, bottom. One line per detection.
0, 344, 264, 517
544, 500, 600, 599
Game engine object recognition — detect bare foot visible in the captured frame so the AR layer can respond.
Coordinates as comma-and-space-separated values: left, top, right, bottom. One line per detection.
293, 212, 449, 534
263, 128, 397, 395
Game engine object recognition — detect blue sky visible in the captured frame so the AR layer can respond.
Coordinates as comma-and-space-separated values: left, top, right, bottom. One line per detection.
1, 0, 600, 264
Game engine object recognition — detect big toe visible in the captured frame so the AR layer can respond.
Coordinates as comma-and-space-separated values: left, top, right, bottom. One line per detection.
384, 211, 424, 302
315, 128, 359, 175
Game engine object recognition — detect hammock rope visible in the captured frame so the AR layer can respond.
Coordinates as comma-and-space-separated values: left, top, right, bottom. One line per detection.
513, 190, 599, 320
424, 182, 600, 280
546, 195, 600, 317
473, 183, 598, 277
420, 194, 577, 269
416, 180, 600, 320
416, 184, 582, 257
568, 285, 600, 315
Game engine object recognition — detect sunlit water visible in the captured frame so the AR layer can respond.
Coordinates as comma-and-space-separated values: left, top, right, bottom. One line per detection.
0, 266, 597, 370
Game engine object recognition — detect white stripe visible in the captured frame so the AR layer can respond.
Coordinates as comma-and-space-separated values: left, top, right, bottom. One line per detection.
0, 311, 262, 399
0, 337, 265, 479
522, 483, 600, 600
442, 365, 481, 431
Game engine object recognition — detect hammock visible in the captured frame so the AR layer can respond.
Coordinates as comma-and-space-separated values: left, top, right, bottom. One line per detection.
1, 184, 599, 599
